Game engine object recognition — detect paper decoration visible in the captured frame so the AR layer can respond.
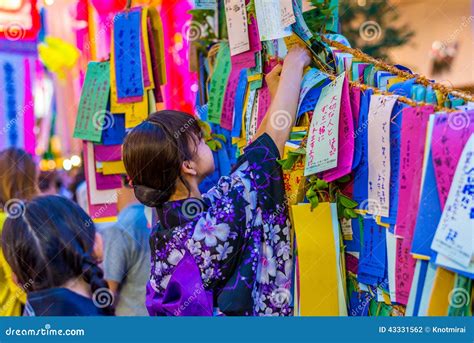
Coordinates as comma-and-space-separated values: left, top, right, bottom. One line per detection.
358, 219, 386, 285
254, 0, 292, 41
280, 0, 296, 26
395, 106, 433, 238
73, 61, 110, 143
208, 43, 232, 124
291, 0, 312, 41
194, 0, 217, 9
426, 267, 455, 316
431, 111, 474, 207
431, 135, 474, 267
224, 0, 250, 56
367, 95, 398, 217
322, 77, 354, 182
304, 73, 345, 176
84, 141, 117, 205
297, 68, 327, 115
101, 113, 126, 145
113, 10, 144, 102
291, 203, 340, 315
94, 144, 122, 162
395, 237, 416, 305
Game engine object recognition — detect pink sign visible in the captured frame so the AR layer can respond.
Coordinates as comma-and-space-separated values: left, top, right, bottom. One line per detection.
394, 106, 433, 239
431, 111, 474, 208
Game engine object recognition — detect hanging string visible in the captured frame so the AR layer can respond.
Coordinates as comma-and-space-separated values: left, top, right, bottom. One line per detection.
326, 73, 458, 113
321, 36, 474, 103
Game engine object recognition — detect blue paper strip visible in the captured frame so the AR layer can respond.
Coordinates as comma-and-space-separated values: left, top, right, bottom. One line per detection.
114, 10, 144, 100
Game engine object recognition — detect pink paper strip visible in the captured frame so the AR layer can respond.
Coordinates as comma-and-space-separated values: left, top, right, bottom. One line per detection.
395, 237, 416, 305
257, 86, 271, 127
83, 141, 118, 219
349, 85, 361, 127
95, 172, 122, 190
220, 70, 241, 130
94, 144, 122, 162
23, 58, 35, 155
322, 77, 354, 182
89, 202, 118, 220
345, 253, 358, 275
431, 111, 474, 208
394, 106, 433, 238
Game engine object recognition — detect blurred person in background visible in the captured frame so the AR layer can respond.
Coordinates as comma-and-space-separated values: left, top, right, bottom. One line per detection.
0, 147, 38, 316
99, 178, 151, 316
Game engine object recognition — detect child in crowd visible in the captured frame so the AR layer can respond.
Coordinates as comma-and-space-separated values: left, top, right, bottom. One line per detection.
123, 46, 311, 316
1, 195, 114, 316
0, 147, 38, 316
100, 181, 151, 316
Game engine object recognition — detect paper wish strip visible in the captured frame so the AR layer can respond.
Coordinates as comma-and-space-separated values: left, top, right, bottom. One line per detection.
113, 10, 144, 102
431, 135, 474, 268
224, 0, 249, 56
304, 73, 345, 176
255, 0, 292, 41
73, 61, 110, 143
367, 95, 398, 218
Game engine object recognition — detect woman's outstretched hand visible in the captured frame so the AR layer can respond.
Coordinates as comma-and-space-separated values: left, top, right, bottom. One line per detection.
259, 46, 312, 156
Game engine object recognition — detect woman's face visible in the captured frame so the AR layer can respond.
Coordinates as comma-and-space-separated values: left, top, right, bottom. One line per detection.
193, 138, 215, 181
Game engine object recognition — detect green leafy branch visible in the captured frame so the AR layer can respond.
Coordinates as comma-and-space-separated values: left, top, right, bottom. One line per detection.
276, 147, 306, 170
198, 120, 226, 151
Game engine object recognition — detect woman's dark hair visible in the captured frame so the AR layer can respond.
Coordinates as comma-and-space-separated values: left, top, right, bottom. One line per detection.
123, 110, 202, 208
1, 195, 114, 315
0, 147, 37, 208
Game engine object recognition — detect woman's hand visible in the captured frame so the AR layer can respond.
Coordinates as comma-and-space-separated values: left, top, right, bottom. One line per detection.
283, 45, 312, 71
265, 64, 283, 99
259, 46, 312, 156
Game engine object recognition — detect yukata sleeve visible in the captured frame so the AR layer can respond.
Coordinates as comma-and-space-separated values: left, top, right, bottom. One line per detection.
233, 133, 287, 212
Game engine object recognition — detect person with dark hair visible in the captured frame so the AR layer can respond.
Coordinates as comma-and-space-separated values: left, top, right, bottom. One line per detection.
1, 195, 114, 316
0, 147, 38, 316
123, 46, 311, 316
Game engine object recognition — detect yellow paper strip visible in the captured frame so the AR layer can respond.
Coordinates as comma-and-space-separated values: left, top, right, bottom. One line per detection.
291, 203, 339, 315
102, 160, 126, 175
426, 267, 455, 316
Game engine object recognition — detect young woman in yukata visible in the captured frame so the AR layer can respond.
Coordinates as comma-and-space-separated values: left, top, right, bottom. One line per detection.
123, 46, 311, 316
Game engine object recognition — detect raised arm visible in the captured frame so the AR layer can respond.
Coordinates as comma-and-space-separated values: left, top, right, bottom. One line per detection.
256, 46, 311, 156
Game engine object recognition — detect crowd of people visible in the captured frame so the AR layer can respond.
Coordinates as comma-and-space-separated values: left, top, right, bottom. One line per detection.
0, 147, 150, 316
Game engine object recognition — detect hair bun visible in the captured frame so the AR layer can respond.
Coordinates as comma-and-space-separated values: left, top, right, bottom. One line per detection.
133, 184, 170, 208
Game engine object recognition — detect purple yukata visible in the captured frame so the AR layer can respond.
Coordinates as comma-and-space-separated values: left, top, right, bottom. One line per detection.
146, 134, 294, 316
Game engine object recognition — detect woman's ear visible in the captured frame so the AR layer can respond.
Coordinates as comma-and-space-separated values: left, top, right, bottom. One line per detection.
93, 232, 104, 264
181, 160, 197, 176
